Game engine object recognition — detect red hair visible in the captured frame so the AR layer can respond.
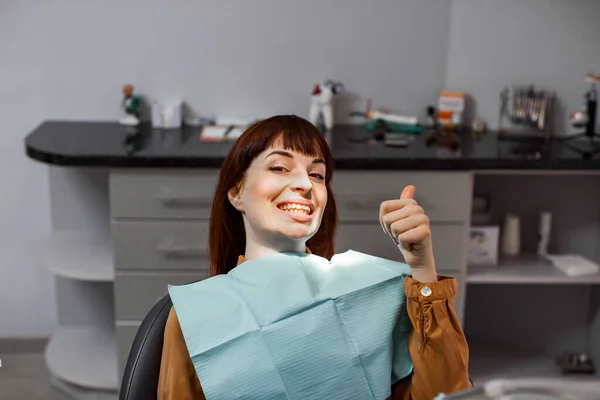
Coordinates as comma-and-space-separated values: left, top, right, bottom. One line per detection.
209, 115, 338, 276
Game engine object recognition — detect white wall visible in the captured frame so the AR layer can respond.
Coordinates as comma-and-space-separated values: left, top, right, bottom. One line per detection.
445, 0, 600, 134
3, 0, 600, 339
0, 4, 55, 337
1, 0, 452, 338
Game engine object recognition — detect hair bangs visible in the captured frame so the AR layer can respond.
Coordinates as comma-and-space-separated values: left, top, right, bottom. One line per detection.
273, 126, 325, 159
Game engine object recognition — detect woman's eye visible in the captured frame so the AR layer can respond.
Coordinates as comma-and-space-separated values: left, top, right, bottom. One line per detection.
310, 172, 325, 181
269, 166, 286, 172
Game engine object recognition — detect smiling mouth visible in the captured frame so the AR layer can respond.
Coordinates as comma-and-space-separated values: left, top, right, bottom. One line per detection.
277, 203, 314, 216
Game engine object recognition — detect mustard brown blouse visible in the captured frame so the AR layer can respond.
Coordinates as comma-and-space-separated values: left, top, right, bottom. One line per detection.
158, 255, 471, 400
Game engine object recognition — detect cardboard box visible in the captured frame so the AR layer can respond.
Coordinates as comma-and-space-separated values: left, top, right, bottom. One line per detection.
438, 91, 465, 127
468, 226, 500, 265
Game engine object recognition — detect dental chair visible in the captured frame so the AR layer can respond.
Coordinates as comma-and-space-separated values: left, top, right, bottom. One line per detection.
119, 294, 172, 400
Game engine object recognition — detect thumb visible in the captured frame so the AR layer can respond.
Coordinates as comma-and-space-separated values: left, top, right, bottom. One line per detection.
400, 185, 416, 199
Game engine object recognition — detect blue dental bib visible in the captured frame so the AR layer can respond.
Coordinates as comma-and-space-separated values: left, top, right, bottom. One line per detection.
169, 250, 414, 400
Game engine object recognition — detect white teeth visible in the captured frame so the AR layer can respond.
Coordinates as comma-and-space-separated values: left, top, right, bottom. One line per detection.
289, 209, 308, 215
278, 203, 311, 215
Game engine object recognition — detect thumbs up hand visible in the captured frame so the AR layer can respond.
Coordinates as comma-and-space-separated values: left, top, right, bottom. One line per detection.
379, 185, 437, 282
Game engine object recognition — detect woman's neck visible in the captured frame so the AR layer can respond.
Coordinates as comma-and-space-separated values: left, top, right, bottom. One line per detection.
243, 232, 307, 261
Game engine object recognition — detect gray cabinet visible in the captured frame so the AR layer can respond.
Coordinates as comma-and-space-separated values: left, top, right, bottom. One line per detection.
110, 170, 218, 219
112, 221, 211, 271
110, 169, 472, 377
114, 272, 207, 321
335, 222, 466, 273
332, 171, 472, 223
110, 170, 220, 376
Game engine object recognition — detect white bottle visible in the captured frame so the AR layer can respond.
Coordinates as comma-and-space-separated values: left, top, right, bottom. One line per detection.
309, 83, 335, 132
151, 102, 164, 128
537, 212, 552, 256
501, 213, 521, 256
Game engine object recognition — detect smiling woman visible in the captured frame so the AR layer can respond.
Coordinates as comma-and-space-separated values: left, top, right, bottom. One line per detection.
157, 115, 471, 400
209, 115, 337, 276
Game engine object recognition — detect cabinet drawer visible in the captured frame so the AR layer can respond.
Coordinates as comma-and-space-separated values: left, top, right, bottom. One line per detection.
335, 222, 467, 273
115, 272, 206, 321
110, 170, 219, 219
116, 323, 140, 377
113, 220, 210, 271
332, 171, 471, 223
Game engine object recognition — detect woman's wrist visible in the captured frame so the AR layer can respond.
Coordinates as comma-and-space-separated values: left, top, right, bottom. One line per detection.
409, 264, 438, 283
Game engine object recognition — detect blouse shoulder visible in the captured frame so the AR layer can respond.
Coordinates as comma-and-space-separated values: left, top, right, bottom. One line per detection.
164, 306, 181, 337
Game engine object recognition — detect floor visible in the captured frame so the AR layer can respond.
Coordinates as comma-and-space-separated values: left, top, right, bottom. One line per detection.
0, 353, 69, 400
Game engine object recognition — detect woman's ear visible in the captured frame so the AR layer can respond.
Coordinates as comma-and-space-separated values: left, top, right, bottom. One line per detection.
227, 186, 244, 211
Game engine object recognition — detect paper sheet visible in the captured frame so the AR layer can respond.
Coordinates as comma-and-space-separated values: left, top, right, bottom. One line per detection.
544, 254, 600, 277
200, 125, 246, 141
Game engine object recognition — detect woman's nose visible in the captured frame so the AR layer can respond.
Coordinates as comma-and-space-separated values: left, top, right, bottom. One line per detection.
290, 171, 312, 193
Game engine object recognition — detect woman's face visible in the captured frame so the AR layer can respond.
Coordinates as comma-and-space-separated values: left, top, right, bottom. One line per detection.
228, 138, 328, 247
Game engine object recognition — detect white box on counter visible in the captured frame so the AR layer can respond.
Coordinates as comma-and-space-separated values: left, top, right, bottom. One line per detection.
468, 226, 500, 265
152, 100, 183, 129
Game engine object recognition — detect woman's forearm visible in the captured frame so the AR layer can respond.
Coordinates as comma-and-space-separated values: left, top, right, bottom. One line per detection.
393, 276, 472, 400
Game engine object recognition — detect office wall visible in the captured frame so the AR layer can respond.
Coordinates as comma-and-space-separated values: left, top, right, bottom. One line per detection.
3, 0, 600, 338
0, 0, 452, 337
445, 0, 600, 134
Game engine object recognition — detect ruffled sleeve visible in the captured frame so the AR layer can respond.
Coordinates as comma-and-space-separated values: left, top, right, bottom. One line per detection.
391, 275, 472, 399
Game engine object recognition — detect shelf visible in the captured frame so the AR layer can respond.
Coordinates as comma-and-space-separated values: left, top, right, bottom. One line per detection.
43, 230, 114, 282
469, 341, 598, 386
45, 326, 119, 391
467, 255, 600, 285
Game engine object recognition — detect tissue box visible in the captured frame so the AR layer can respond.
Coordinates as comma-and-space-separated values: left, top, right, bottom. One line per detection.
152, 101, 182, 128
468, 226, 499, 265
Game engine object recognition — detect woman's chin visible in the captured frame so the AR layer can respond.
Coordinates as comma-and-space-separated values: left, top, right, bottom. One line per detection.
279, 226, 317, 241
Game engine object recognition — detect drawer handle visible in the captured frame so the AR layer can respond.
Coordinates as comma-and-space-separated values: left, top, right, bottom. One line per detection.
345, 196, 433, 210
157, 243, 206, 258
154, 191, 212, 207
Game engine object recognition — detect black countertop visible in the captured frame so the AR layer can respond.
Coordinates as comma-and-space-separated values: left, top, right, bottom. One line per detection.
24, 121, 600, 170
